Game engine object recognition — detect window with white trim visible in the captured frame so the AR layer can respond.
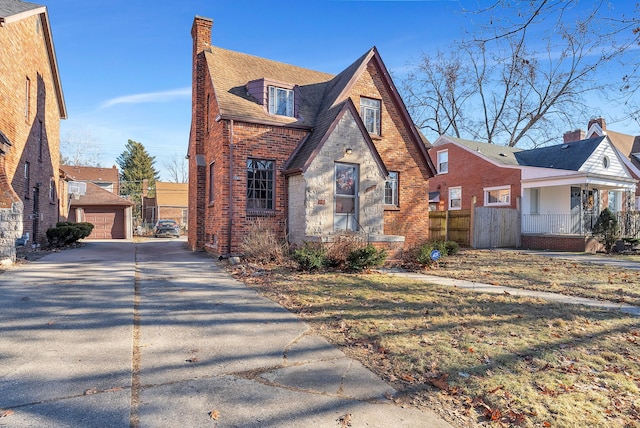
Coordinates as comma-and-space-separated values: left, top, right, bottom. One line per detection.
484, 186, 511, 206
268, 86, 294, 117
385, 171, 399, 206
360, 97, 381, 135
530, 188, 539, 214
448, 186, 461, 210
437, 150, 448, 174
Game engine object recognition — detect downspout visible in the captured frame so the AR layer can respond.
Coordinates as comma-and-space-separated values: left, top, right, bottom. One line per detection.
227, 119, 234, 257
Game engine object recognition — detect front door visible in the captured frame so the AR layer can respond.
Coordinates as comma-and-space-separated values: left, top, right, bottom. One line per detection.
334, 163, 358, 232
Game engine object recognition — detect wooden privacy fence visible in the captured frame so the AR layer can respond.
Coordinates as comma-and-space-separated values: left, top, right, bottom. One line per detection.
429, 210, 472, 246
429, 207, 520, 248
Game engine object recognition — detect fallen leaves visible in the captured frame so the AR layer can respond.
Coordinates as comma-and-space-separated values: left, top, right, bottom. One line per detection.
338, 413, 352, 427
0, 409, 14, 418
208, 410, 220, 420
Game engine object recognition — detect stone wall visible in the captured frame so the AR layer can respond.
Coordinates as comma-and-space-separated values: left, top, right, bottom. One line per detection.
0, 201, 23, 265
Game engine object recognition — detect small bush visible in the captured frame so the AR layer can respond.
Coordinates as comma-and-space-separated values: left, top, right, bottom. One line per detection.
46, 222, 94, 248
592, 208, 619, 253
346, 244, 387, 272
445, 240, 459, 255
292, 242, 326, 271
417, 240, 447, 265
240, 218, 286, 263
325, 233, 365, 269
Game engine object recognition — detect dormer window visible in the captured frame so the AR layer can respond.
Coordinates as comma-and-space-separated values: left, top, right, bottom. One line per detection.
360, 97, 381, 135
268, 86, 294, 117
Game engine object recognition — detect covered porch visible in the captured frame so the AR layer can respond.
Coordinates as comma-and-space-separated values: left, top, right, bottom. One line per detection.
520, 170, 637, 252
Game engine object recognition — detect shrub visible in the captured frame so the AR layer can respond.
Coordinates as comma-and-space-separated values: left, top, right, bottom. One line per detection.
592, 208, 619, 253
324, 233, 365, 269
445, 240, 460, 255
240, 218, 286, 263
416, 240, 447, 265
346, 244, 387, 272
46, 222, 94, 248
292, 242, 326, 271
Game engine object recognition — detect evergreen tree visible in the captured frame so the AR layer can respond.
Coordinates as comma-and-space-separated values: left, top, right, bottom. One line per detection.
116, 139, 160, 218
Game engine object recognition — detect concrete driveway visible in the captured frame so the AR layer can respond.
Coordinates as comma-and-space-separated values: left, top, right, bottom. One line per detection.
0, 239, 450, 428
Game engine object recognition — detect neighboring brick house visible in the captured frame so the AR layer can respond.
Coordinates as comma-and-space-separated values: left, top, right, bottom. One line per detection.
61, 165, 120, 194
188, 16, 436, 258
142, 181, 188, 230
564, 117, 640, 209
430, 134, 637, 251
0, 0, 67, 262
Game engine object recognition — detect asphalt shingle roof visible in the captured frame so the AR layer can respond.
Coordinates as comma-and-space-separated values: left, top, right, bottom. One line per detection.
70, 183, 132, 207
448, 137, 523, 166
514, 136, 605, 170
0, 0, 42, 18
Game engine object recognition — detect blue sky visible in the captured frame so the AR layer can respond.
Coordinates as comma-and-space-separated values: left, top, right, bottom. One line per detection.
47, 1, 639, 180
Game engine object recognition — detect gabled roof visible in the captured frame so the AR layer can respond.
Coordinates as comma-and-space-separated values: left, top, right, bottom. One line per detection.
204, 41, 435, 177
285, 99, 387, 177
205, 45, 332, 128
61, 165, 119, 184
70, 183, 132, 207
437, 136, 523, 166
514, 136, 605, 170
155, 182, 188, 207
0, 0, 67, 119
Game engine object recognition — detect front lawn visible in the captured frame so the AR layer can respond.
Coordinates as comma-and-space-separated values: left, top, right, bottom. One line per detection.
229, 250, 640, 427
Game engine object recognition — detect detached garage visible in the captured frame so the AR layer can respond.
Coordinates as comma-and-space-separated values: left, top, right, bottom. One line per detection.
69, 183, 133, 239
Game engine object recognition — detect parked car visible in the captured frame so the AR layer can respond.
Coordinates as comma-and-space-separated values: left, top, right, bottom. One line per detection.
153, 220, 180, 238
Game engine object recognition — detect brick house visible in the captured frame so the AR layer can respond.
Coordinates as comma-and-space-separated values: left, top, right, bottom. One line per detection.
0, 0, 67, 263
142, 181, 188, 230
429, 134, 637, 251
188, 16, 436, 258
61, 165, 120, 194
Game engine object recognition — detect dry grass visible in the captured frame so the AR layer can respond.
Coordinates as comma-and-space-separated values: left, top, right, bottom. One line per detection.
228, 249, 640, 427
430, 249, 640, 307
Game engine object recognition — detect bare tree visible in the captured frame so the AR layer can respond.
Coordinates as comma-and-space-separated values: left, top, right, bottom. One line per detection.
403, 1, 640, 147
61, 129, 103, 166
163, 153, 188, 183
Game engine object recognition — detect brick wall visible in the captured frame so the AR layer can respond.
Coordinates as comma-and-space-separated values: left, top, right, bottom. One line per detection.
348, 61, 432, 249
0, 13, 64, 249
521, 234, 603, 253
428, 142, 521, 212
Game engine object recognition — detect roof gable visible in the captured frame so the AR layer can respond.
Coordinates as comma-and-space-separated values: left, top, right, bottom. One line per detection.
284, 99, 387, 177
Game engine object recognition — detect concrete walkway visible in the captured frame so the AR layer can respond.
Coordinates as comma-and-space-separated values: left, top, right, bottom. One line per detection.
0, 239, 451, 428
385, 249, 640, 317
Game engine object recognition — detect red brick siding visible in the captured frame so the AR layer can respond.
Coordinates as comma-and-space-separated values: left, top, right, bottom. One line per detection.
348, 62, 432, 248
428, 142, 521, 211
522, 235, 602, 253
0, 14, 64, 244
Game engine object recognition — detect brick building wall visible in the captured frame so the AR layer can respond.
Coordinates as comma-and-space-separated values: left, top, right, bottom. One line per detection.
0, 12, 64, 248
428, 142, 521, 211
348, 62, 432, 248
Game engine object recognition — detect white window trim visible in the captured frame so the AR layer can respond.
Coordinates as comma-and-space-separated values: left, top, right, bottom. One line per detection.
268, 86, 294, 117
448, 186, 461, 210
360, 97, 381, 135
484, 185, 511, 206
437, 149, 448, 174
385, 171, 399, 206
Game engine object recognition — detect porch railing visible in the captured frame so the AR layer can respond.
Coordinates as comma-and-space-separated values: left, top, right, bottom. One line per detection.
522, 212, 640, 239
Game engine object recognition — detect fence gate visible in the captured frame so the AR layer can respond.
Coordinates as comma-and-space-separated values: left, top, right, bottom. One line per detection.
473, 207, 520, 248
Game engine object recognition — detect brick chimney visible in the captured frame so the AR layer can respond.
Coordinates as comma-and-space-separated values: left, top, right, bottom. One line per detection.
563, 129, 585, 143
588, 117, 607, 132
189, 16, 213, 251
